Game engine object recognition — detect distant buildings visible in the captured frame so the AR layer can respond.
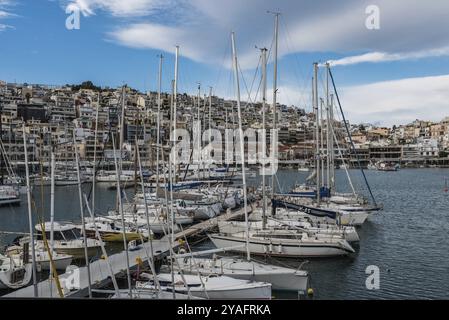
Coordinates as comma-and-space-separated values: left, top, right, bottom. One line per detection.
1, 80, 449, 169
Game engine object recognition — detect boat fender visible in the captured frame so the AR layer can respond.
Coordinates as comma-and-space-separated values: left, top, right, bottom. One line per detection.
277, 244, 282, 253
307, 288, 314, 296
269, 243, 273, 253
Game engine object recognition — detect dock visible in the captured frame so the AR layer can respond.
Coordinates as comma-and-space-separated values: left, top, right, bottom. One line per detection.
3, 238, 172, 298
2, 204, 254, 298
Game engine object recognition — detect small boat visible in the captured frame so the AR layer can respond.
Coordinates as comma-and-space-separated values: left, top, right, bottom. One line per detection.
5, 245, 73, 271
0, 253, 32, 290
136, 273, 272, 299
35, 222, 102, 259
0, 185, 21, 206
83, 216, 152, 242
55, 174, 86, 186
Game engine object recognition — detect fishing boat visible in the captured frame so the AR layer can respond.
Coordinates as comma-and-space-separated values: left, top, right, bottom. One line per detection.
136, 273, 272, 299
35, 222, 102, 259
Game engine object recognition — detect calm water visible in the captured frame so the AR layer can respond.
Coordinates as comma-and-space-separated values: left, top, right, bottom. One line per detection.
1, 169, 448, 299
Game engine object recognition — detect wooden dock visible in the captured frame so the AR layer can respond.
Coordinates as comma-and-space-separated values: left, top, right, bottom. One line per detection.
2, 204, 254, 298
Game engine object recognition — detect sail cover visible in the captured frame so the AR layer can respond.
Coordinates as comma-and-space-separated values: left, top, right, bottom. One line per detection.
272, 199, 338, 220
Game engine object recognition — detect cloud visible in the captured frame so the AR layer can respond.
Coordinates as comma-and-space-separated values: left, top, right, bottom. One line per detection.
0, 0, 16, 32
328, 47, 449, 67
337, 74, 449, 126
94, 0, 449, 70
64, 0, 174, 17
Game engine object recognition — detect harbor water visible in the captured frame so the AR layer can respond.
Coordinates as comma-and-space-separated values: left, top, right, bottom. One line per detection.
1, 169, 448, 299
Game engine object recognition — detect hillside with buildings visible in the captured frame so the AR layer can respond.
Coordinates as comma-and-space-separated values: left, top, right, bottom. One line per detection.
1, 80, 449, 168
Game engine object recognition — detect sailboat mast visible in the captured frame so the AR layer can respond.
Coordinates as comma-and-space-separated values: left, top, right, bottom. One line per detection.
325, 63, 331, 191
330, 93, 336, 190
271, 12, 279, 198
261, 47, 268, 230
92, 92, 100, 214
73, 130, 92, 298
231, 32, 251, 262
49, 149, 55, 286
173, 46, 179, 183
156, 54, 163, 185
111, 133, 133, 297
23, 123, 38, 297
313, 63, 321, 205
208, 87, 212, 180
197, 83, 201, 171
320, 99, 325, 188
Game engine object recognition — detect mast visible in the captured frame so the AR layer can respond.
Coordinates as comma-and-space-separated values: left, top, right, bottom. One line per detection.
156, 54, 163, 187
313, 63, 321, 205
119, 86, 126, 175
112, 133, 132, 297
197, 83, 201, 171
270, 12, 280, 198
23, 123, 38, 297
73, 130, 92, 298
261, 47, 268, 230
325, 63, 331, 190
320, 98, 325, 188
208, 87, 212, 180
49, 149, 55, 287
173, 46, 179, 183
136, 139, 160, 291
330, 94, 336, 190
92, 92, 100, 214
231, 32, 250, 262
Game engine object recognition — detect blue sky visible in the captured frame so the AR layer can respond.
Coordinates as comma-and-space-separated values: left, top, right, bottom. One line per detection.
1, 0, 449, 126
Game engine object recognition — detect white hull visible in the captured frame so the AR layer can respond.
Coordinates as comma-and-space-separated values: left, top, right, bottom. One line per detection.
35, 255, 73, 271
0, 260, 32, 290
209, 234, 354, 257
174, 257, 309, 292
137, 274, 272, 299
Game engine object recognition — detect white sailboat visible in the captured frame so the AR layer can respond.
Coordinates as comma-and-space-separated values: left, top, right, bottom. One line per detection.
209, 229, 354, 258
5, 243, 73, 271
136, 273, 272, 299
35, 222, 101, 259
170, 255, 309, 292
0, 253, 32, 290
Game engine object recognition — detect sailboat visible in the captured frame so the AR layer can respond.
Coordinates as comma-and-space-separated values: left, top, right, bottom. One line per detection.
170, 255, 309, 292
0, 253, 33, 290
135, 272, 272, 299
5, 243, 73, 271
35, 222, 101, 259
83, 216, 152, 242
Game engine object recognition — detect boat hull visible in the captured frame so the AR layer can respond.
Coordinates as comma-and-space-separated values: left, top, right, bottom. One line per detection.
209, 234, 353, 258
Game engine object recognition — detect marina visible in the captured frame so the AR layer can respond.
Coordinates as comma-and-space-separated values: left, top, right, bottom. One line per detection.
1, 1, 449, 303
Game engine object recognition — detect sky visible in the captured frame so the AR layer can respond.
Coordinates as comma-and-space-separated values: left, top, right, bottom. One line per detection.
1, 0, 449, 126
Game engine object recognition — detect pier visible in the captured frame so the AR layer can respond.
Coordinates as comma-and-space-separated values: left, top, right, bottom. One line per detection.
2, 205, 252, 298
